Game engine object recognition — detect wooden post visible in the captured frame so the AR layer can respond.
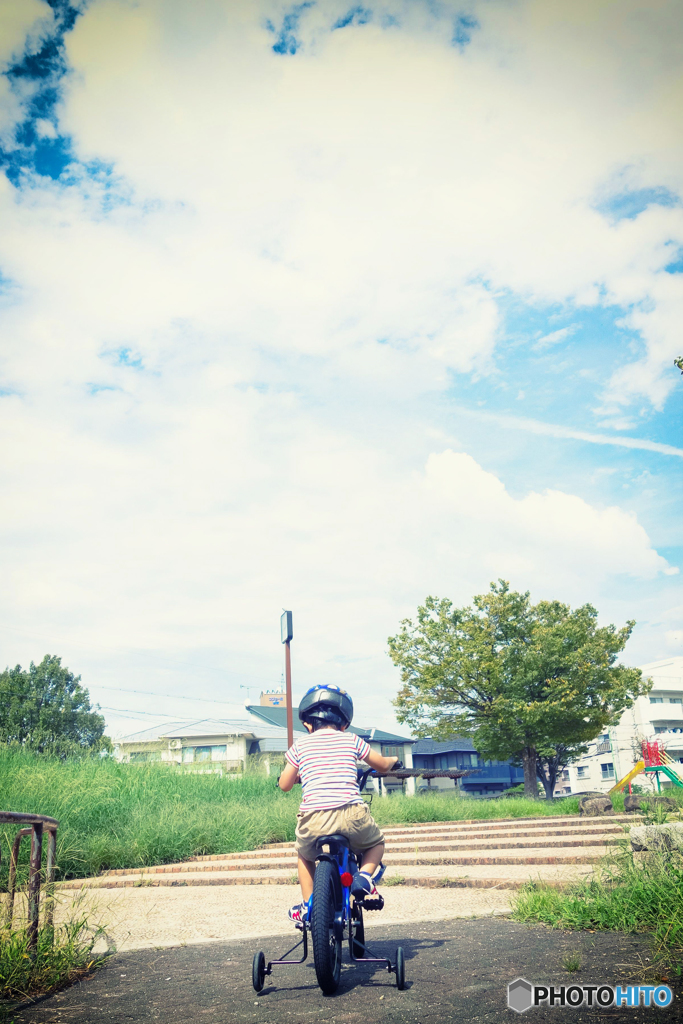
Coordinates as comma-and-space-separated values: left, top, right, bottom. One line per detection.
27, 823, 43, 955
285, 639, 293, 750
5, 828, 31, 929
44, 829, 57, 935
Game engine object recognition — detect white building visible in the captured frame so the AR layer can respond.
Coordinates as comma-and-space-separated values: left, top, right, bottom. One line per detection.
113, 707, 417, 793
113, 715, 289, 773
565, 657, 683, 794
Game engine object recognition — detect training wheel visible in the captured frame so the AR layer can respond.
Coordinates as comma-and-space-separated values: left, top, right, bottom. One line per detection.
252, 951, 266, 992
395, 946, 405, 990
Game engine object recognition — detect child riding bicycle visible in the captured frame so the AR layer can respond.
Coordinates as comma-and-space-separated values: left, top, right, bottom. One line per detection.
278, 684, 400, 923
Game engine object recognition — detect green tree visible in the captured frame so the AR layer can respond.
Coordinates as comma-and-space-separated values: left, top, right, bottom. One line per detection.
0, 655, 110, 756
388, 582, 649, 799
530, 740, 590, 800
675, 357, 683, 374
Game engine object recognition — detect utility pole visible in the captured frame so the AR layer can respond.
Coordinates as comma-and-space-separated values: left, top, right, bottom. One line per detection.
281, 611, 294, 748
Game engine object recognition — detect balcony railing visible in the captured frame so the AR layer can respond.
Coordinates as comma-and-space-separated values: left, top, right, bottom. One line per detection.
596, 740, 611, 754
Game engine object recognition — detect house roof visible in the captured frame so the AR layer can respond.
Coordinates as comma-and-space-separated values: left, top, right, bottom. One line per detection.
116, 709, 415, 748
115, 716, 287, 744
365, 727, 415, 745
247, 706, 307, 733
412, 736, 476, 754
245, 706, 414, 744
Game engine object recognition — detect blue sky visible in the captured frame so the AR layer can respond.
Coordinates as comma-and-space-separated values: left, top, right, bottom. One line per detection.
0, 0, 681, 735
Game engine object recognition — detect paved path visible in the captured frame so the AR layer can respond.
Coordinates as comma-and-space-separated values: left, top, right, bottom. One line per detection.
50, 883, 514, 952
14, 918, 679, 1024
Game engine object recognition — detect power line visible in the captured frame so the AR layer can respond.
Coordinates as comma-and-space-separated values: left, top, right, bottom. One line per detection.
98, 705, 216, 721
0, 687, 259, 724
87, 684, 244, 707
0, 681, 247, 709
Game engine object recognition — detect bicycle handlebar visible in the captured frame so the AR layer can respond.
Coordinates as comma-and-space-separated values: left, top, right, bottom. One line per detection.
357, 761, 403, 791
279, 760, 405, 790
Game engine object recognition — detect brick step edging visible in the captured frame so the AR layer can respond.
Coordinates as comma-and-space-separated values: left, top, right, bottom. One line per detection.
57, 874, 578, 892
188, 829, 624, 863
254, 814, 637, 850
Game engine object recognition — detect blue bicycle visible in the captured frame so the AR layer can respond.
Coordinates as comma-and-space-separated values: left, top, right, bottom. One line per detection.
252, 766, 406, 996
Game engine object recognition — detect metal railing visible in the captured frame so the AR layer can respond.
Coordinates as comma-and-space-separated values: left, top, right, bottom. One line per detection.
1, 810, 59, 953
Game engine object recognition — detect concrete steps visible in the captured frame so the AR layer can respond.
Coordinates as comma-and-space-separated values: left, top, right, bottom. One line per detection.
181, 829, 623, 864
58, 813, 633, 892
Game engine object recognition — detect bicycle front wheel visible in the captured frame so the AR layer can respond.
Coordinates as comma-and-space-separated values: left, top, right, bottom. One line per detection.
311, 859, 342, 994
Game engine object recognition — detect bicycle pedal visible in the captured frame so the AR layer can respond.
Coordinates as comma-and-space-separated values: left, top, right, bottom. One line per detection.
360, 895, 384, 911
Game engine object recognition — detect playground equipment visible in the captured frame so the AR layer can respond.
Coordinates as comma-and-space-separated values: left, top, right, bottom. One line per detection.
610, 741, 683, 794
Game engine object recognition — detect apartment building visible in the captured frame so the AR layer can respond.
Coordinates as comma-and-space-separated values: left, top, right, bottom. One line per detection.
565, 656, 683, 794
411, 737, 525, 796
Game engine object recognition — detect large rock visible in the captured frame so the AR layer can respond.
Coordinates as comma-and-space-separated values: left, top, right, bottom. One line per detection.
630, 823, 683, 853
578, 795, 614, 816
624, 793, 679, 813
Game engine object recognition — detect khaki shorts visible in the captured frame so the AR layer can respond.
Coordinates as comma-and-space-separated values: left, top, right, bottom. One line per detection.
295, 801, 385, 862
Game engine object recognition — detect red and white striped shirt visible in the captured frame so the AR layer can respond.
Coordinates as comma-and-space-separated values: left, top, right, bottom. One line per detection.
285, 729, 372, 812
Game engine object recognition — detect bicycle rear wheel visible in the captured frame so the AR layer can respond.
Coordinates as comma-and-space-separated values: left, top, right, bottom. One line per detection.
311, 859, 342, 994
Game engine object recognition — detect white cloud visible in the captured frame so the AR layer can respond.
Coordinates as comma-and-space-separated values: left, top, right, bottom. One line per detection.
0, 0, 681, 729
535, 325, 578, 349
0, 0, 50, 142
424, 450, 674, 584
47, 0, 683, 397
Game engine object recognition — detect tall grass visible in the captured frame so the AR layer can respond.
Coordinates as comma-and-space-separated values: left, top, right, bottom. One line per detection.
0, 748, 301, 885
369, 791, 581, 825
1, 747, 582, 883
512, 843, 683, 970
0, 917, 106, 1013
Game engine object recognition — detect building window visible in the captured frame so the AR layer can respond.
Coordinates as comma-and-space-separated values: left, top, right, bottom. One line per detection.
415, 755, 434, 769
650, 697, 664, 704
193, 747, 211, 762
576, 766, 587, 778
381, 745, 400, 758
129, 750, 160, 763
600, 763, 615, 780
669, 698, 683, 704
211, 745, 228, 761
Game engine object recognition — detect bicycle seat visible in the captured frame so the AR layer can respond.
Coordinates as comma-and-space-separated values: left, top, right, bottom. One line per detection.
314, 833, 350, 856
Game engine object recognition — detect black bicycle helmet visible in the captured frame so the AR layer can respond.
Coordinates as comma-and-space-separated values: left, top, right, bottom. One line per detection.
298, 684, 354, 728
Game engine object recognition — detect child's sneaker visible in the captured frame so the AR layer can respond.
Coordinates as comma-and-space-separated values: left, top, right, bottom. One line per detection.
288, 902, 308, 924
350, 871, 375, 900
